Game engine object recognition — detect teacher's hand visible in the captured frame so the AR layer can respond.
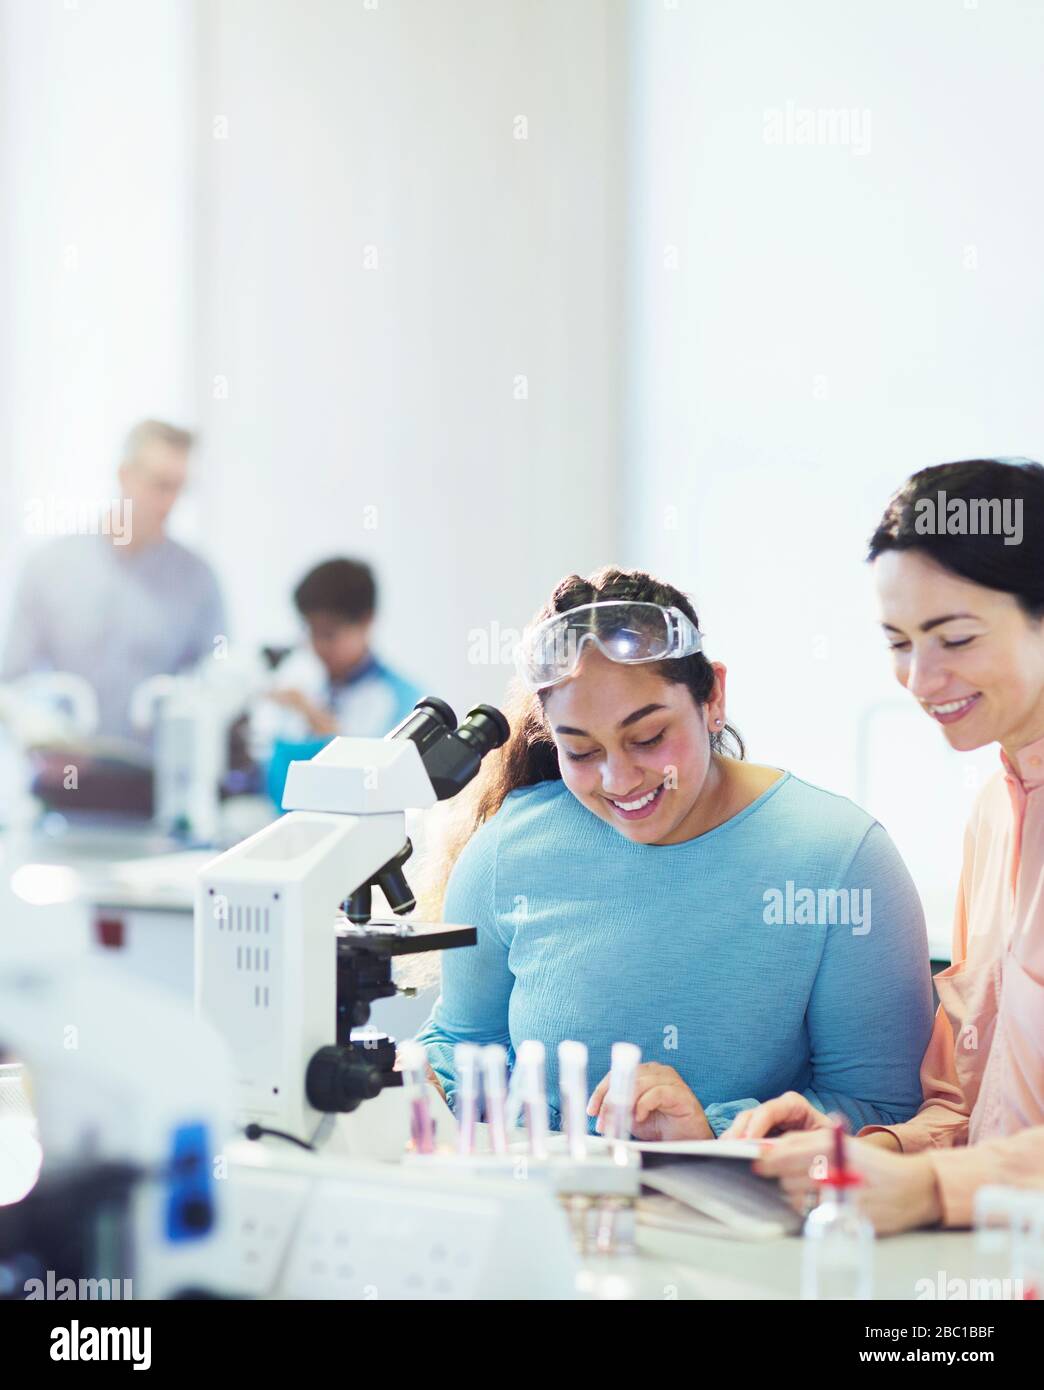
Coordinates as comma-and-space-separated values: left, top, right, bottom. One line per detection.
752, 1131, 942, 1235
588, 1062, 714, 1142
721, 1090, 835, 1140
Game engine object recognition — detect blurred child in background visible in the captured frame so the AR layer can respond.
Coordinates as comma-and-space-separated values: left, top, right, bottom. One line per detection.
254, 557, 422, 802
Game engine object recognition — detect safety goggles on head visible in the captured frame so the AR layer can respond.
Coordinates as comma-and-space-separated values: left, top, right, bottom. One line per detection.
515, 601, 703, 692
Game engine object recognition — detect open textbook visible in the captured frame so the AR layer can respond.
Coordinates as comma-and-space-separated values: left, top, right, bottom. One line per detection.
623, 1138, 801, 1240
623, 1138, 772, 1159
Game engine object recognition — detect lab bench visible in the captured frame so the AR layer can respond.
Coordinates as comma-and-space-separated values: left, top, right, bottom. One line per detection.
0, 819, 439, 1037
613, 1225, 981, 1300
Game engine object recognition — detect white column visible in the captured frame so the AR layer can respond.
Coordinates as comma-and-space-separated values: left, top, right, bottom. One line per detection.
191, 0, 625, 709
0, 0, 196, 603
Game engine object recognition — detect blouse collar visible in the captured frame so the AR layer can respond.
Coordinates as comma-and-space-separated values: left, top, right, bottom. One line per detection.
1001, 729, 1044, 792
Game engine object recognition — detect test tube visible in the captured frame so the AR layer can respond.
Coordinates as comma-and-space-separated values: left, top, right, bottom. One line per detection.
481, 1043, 510, 1156
979, 1187, 1044, 1299
974, 1186, 1021, 1265
603, 1041, 641, 1150
1023, 1197, 1044, 1300
454, 1043, 480, 1157
591, 1042, 642, 1255
398, 1041, 435, 1154
503, 1063, 523, 1135
558, 1040, 589, 1161
516, 1039, 549, 1159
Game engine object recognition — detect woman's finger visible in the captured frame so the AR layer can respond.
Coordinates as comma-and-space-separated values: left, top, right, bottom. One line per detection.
729, 1100, 782, 1140
587, 1073, 610, 1117
633, 1083, 691, 1124
737, 1092, 820, 1139
722, 1109, 752, 1139
754, 1133, 826, 1178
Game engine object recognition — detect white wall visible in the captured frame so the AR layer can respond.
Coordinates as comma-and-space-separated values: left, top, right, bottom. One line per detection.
624, 0, 1043, 946
4, 0, 1035, 949
191, 0, 625, 713
0, 0, 197, 604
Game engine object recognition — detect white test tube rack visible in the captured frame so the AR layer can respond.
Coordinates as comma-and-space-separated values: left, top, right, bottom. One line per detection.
402, 1141, 642, 1254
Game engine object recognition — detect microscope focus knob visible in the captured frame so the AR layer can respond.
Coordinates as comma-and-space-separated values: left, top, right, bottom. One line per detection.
306, 1045, 385, 1113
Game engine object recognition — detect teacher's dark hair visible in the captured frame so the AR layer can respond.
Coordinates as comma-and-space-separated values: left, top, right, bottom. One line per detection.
867, 458, 1044, 620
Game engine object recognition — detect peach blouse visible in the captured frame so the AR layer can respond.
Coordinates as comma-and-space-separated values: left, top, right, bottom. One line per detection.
861, 732, 1044, 1225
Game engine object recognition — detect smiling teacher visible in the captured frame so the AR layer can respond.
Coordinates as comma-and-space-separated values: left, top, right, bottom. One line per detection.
727, 458, 1044, 1232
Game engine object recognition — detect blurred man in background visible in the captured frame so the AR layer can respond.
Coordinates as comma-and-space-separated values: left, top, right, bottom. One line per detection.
2, 419, 226, 742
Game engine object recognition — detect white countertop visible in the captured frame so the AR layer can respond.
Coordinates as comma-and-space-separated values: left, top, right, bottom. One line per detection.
580, 1224, 979, 1300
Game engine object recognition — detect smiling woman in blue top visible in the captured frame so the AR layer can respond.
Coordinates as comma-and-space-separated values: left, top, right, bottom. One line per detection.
415, 566, 935, 1140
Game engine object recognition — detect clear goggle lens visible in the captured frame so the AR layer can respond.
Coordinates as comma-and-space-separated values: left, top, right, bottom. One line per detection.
515, 601, 702, 691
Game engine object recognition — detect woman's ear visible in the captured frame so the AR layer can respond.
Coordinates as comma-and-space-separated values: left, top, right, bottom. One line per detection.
707, 661, 728, 730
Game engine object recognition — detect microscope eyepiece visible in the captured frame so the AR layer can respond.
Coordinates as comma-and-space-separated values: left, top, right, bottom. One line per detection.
387, 696, 457, 757
455, 704, 511, 757
387, 698, 509, 800
401, 699, 511, 802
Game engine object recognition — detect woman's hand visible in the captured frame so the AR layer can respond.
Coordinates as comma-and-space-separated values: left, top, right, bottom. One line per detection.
587, 1062, 714, 1142
752, 1131, 943, 1235
721, 1092, 904, 1149
721, 1090, 835, 1140
425, 1063, 447, 1103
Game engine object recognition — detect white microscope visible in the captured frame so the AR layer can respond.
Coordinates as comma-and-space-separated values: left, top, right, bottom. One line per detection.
132, 645, 290, 845
192, 699, 586, 1299
194, 696, 509, 1152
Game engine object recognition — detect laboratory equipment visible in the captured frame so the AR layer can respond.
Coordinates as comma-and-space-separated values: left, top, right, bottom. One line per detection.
454, 1043, 480, 1157
482, 1043, 510, 1155
192, 693, 609, 1295
195, 696, 509, 1154
0, 881, 236, 1300
974, 1186, 1044, 1300
558, 1040, 594, 1245
603, 1040, 641, 1149
504, 1053, 524, 1133
193, 691, 657, 1289
559, 1039, 589, 1161
0, 673, 100, 828
1024, 1198, 1044, 1300
515, 601, 703, 691
591, 1041, 642, 1251
517, 1039, 550, 1158
399, 1040, 436, 1154
131, 645, 287, 844
224, 1140, 581, 1299
0, 671, 99, 746
404, 1035, 642, 1257
800, 1122, 874, 1300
